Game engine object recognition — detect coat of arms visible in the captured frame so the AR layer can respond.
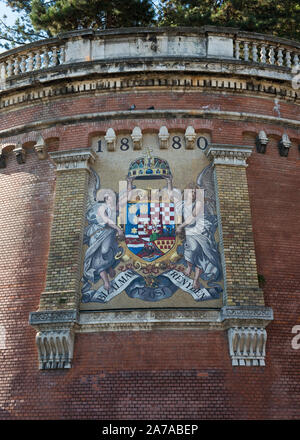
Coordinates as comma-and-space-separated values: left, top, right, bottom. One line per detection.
81, 148, 223, 305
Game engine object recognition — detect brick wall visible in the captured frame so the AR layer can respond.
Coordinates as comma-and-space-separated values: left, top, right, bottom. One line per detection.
0, 89, 299, 419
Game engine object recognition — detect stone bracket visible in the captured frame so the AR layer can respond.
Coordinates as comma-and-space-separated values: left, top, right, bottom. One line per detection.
35, 327, 75, 370
221, 306, 273, 366
29, 309, 79, 370
228, 327, 267, 366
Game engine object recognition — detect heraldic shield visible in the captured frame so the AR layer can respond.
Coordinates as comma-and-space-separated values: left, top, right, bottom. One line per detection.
125, 199, 177, 263
123, 149, 179, 264
81, 146, 224, 306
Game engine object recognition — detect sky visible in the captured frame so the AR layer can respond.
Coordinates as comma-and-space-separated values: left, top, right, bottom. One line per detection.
0, 1, 20, 24
0, 0, 162, 53
0, 1, 22, 51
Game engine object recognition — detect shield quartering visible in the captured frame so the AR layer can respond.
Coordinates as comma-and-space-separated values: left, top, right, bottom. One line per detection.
125, 199, 176, 262
125, 150, 176, 262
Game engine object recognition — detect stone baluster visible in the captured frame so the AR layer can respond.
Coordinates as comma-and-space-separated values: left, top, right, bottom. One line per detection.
244, 42, 249, 61
260, 45, 267, 63
235, 40, 240, 60
293, 53, 299, 68
285, 51, 291, 68
27, 52, 34, 72
277, 48, 283, 66
13, 56, 20, 75
35, 50, 41, 70
0, 62, 5, 82
52, 46, 58, 66
6, 58, 13, 77
20, 55, 26, 73
59, 45, 66, 64
43, 49, 49, 69
268, 46, 275, 65
252, 43, 258, 63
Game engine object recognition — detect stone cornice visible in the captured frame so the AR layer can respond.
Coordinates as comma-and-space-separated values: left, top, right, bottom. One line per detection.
0, 109, 299, 141
29, 305, 273, 333
205, 144, 254, 167
49, 149, 96, 171
0, 70, 298, 111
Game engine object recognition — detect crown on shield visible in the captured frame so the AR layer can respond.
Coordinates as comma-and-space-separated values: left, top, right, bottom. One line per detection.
128, 148, 172, 180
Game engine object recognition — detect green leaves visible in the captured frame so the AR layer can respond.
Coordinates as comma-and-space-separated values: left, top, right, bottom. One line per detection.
159, 0, 300, 41
0, 0, 299, 50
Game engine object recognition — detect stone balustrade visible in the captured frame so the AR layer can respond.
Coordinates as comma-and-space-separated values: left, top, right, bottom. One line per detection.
0, 27, 299, 89
0, 40, 65, 81
235, 32, 299, 68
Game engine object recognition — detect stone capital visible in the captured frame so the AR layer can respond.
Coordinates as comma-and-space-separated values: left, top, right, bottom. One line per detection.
205, 144, 254, 167
49, 148, 96, 171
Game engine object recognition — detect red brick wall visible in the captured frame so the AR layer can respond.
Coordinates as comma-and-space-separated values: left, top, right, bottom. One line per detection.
0, 90, 299, 419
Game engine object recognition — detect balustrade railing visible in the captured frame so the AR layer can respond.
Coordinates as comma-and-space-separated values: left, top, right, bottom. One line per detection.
0, 28, 299, 84
0, 42, 65, 81
235, 37, 299, 68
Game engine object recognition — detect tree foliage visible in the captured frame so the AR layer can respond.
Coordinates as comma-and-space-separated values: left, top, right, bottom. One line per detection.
0, 0, 299, 49
159, 0, 300, 41
0, 0, 156, 48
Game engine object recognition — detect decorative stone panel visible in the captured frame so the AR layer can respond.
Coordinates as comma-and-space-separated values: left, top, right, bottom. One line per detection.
36, 328, 75, 370
228, 327, 267, 366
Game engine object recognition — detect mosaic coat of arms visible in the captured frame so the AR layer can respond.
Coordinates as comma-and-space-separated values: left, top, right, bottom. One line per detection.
81, 136, 223, 310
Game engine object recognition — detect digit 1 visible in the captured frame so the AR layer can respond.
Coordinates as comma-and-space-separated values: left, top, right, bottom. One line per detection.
97, 140, 103, 152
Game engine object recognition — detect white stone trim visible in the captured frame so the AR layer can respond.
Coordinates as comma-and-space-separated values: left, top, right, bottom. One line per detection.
228, 327, 267, 366
78, 309, 221, 332
36, 328, 75, 369
49, 149, 96, 171
206, 144, 254, 167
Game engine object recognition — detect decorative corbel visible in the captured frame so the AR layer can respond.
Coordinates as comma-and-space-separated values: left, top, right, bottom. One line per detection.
184, 126, 196, 149
221, 306, 273, 367
131, 126, 143, 150
34, 135, 47, 160
279, 134, 291, 157
105, 128, 117, 152
29, 310, 78, 370
36, 328, 75, 370
14, 143, 26, 164
228, 327, 267, 366
256, 130, 269, 154
158, 126, 169, 149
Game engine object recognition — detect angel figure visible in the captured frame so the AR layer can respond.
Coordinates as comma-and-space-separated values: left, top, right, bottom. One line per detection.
82, 170, 124, 292
175, 164, 222, 289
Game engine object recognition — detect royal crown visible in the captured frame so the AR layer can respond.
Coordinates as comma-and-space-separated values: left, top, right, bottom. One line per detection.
128, 148, 172, 180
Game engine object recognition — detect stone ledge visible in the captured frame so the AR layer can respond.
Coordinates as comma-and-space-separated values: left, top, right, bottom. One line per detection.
29, 306, 273, 368
220, 305, 274, 329
29, 309, 79, 327
78, 309, 222, 332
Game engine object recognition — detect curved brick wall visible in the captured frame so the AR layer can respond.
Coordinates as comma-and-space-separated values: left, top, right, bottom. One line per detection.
0, 27, 299, 419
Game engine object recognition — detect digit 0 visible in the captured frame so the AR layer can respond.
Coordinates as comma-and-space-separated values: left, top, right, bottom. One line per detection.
197, 137, 208, 150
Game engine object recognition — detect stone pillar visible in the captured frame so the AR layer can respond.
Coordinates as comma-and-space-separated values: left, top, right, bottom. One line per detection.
206, 144, 273, 366
29, 148, 96, 369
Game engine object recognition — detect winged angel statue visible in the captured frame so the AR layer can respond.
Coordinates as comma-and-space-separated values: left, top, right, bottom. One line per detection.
81, 169, 124, 293
176, 163, 223, 290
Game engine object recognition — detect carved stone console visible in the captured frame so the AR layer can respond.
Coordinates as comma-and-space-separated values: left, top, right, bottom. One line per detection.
30, 310, 78, 370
